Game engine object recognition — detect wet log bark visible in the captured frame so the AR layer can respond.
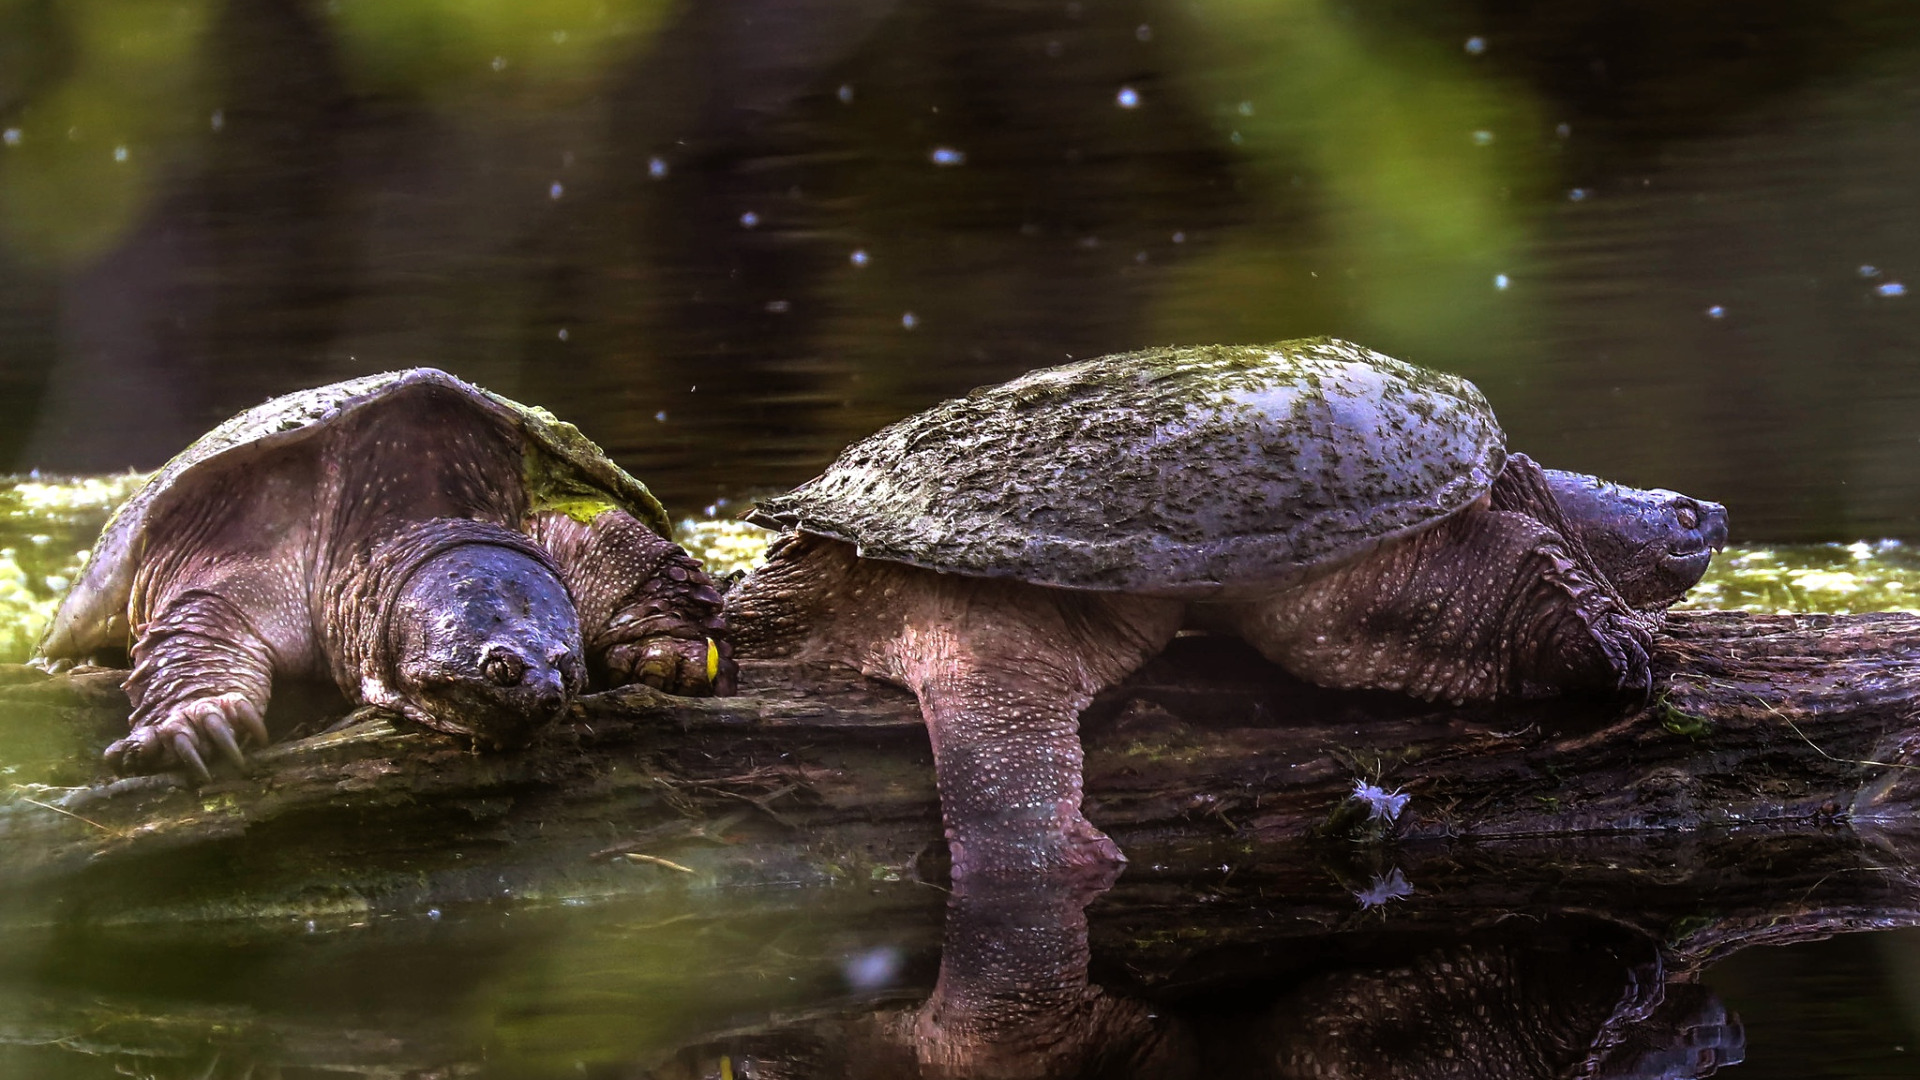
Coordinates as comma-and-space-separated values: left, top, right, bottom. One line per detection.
2, 610, 1919, 920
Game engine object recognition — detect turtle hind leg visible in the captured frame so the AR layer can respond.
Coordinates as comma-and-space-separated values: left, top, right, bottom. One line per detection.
113, 591, 276, 782
527, 510, 734, 696
1235, 506, 1652, 704
730, 534, 1184, 878
878, 571, 1184, 879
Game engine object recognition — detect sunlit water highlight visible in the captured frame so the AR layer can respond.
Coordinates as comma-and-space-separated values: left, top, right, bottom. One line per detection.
0, 474, 1908, 663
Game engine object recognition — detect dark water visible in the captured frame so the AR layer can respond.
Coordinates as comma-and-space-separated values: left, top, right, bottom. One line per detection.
6, 1, 1920, 1075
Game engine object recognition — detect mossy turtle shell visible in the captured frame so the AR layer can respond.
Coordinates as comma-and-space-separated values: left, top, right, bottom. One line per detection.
39, 368, 671, 660
750, 339, 1507, 599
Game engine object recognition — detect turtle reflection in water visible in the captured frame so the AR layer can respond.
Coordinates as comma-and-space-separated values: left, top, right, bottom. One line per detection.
729, 340, 1727, 878
651, 882, 1743, 1080
36, 369, 735, 781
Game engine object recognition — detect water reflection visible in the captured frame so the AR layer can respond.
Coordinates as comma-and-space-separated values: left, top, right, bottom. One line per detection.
654, 871, 1751, 1080
18, 834, 1907, 1077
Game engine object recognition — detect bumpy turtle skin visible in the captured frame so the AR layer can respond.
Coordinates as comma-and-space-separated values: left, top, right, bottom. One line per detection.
1234, 457, 1656, 704
1537, 468, 1729, 611
528, 510, 736, 695
750, 340, 1504, 598
730, 533, 1183, 877
38, 367, 672, 665
1233, 505, 1654, 704
72, 373, 727, 781
731, 342, 1715, 878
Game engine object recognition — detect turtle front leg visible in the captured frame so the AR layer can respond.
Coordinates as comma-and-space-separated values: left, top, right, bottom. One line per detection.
110, 592, 275, 782
527, 510, 735, 695
1234, 504, 1654, 703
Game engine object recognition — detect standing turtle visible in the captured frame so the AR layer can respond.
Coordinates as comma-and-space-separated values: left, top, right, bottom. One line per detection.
727, 339, 1726, 878
37, 368, 735, 781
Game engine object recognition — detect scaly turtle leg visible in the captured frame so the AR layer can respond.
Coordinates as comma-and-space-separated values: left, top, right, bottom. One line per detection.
528, 510, 734, 695
731, 535, 1182, 878
1235, 500, 1653, 703
110, 591, 276, 782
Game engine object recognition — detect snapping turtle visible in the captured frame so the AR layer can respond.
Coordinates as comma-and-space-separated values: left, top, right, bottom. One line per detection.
38, 368, 735, 781
727, 339, 1726, 877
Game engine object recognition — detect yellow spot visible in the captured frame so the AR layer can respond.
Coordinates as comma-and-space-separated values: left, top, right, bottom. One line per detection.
706, 637, 720, 683
720, 1056, 735, 1080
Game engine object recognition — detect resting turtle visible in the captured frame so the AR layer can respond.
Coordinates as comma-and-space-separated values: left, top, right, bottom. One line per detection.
37, 368, 735, 781
727, 339, 1727, 878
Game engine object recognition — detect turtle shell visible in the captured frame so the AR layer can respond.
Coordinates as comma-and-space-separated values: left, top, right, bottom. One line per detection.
750, 339, 1506, 598
38, 368, 670, 660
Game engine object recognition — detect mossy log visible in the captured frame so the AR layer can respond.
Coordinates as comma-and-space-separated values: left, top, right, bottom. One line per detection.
3, 611, 1920, 923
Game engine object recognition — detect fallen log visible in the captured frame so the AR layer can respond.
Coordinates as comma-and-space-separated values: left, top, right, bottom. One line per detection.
2, 611, 1919, 924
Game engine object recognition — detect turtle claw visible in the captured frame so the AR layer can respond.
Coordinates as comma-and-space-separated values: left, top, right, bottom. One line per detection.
608, 634, 735, 697
104, 692, 268, 782
172, 731, 212, 784
203, 713, 247, 771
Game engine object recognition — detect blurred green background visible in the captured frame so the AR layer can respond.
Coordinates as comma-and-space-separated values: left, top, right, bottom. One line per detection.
3, 0, 1919, 539
8, 3, 1920, 1075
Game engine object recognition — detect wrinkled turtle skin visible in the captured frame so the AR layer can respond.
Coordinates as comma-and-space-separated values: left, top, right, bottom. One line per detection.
728, 340, 1727, 879
38, 368, 735, 781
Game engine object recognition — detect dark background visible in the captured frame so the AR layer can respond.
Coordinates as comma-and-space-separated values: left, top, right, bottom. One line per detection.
3, 0, 1919, 539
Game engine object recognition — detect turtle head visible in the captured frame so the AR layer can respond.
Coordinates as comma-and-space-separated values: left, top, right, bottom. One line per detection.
386, 543, 587, 749
1542, 469, 1729, 611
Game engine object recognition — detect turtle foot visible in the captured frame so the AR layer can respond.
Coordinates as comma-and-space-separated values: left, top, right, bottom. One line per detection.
947, 809, 1126, 885
105, 692, 269, 783
599, 548, 737, 696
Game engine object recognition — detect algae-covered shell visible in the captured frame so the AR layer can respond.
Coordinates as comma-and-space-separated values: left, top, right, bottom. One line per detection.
750, 339, 1506, 598
39, 368, 670, 660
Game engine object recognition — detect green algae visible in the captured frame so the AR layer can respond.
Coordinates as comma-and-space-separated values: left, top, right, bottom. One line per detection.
0, 474, 1916, 668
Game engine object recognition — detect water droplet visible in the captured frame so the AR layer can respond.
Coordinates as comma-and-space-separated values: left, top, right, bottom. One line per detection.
1706, 305, 1726, 319
837, 84, 854, 104
1229, 131, 1243, 144
1472, 130, 1494, 146
740, 210, 759, 228
1136, 23, 1152, 41
843, 946, 904, 991
654, 410, 668, 422
549, 181, 564, 199
113, 145, 128, 162
551, 30, 568, 44
1045, 40, 1063, 58
491, 56, 506, 72
210, 110, 225, 133
901, 312, 919, 329
1493, 273, 1510, 290
1878, 281, 1907, 298
765, 299, 790, 313
3, 128, 20, 146
1860, 264, 1882, 278
850, 249, 870, 266
929, 146, 966, 166
648, 156, 669, 179
1568, 187, 1588, 201
1116, 86, 1140, 109
1171, 231, 1186, 243
1556, 122, 1572, 138
1465, 36, 1486, 54
1237, 101, 1254, 117
557, 327, 569, 341
427, 908, 441, 920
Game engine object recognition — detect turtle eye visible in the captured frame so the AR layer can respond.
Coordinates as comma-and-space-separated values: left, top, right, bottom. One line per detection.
482, 649, 527, 687
1675, 505, 1699, 530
